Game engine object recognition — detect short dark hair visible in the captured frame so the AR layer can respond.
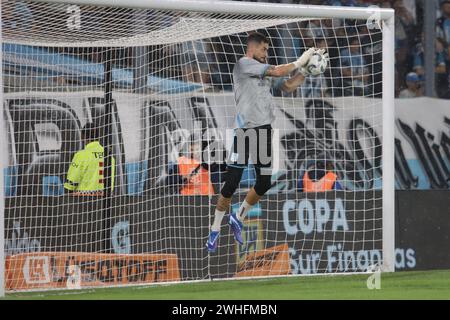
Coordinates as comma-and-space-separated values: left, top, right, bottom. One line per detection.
325, 161, 334, 171
316, 161, 325, 170
441, 0, 450, 6
81, 122, 100, 142
316, 160, 334, 171
247, 32, 269, 45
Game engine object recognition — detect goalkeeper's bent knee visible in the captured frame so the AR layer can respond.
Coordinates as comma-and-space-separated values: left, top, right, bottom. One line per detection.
254, 172, 272, 196
220, 166, 244, 198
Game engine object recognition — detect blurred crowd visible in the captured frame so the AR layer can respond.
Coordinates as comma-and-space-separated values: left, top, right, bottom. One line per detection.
3, 0, 450, 99
227, 0, 450, 99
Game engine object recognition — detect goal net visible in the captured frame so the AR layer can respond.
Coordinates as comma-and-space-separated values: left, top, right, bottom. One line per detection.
1, 0, 394, 292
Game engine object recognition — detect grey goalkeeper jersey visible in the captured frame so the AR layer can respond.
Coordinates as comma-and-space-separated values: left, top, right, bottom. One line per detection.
232, 57, 284, 128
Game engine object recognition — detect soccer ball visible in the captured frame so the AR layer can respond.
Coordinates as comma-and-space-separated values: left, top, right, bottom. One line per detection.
305, 52, 327, 76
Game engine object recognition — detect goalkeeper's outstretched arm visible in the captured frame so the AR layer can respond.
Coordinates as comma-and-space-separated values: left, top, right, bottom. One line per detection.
265, 47, 316, 78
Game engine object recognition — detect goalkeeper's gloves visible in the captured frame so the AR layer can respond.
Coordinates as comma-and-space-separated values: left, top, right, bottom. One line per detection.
293, 47, 315, 70
315, 48, 330, 63
297, 48, 330, 76
298, 67, 309, 76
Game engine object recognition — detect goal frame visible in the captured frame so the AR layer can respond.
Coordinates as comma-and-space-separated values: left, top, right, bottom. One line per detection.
0, 0, 395, 297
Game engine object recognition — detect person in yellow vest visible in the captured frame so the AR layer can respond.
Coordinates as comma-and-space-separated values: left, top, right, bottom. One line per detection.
298, 160, 343, 192
64, 123, 115, 195
167, 141, 214, 195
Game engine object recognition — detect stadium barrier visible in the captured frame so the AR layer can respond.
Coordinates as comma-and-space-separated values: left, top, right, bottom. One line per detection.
235, 243, 290, 278
5, 190, 449, 290
5, 252, 181, 290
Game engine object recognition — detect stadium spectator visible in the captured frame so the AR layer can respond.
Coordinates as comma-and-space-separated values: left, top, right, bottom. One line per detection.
436, 0, 450, 50
412, 35, 448, 96
436, 37, 450, 97
298, 160, 343, 192
399, 72, 424, 98
366, 0, 416, 95
436, 0, 450, 98
64, 123, 115, 196
375, 0, 415, 93
359, 24, 383, 97
413, 36, 447, 77
340, 37, 371, 96
393, 0, 416, 89
166, 140, 214, 195
299, 21, 316, 50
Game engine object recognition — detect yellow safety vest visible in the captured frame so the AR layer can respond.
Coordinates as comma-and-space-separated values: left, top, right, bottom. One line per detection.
64, 141, 115, 193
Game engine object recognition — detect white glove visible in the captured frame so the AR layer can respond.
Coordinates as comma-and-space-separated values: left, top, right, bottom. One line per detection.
293, 47, 315, 69
315, 48, 326, 56
315, 48, 330, 62
298, 67, 310, 76
299, 48, 330, 76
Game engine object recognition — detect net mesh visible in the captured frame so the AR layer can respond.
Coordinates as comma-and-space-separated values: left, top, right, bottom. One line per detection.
2, 0, 384, 291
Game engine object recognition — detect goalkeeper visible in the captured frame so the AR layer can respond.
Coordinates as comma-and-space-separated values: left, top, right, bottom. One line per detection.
207, 32, 328, 252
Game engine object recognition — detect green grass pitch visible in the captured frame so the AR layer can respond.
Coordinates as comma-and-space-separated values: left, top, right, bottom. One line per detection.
3, 270, 450, 300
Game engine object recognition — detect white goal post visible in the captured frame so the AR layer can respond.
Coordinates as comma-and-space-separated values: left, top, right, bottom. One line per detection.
0, 0, 395, 295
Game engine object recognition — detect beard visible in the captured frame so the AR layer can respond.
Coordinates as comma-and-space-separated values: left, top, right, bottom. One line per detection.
253, 55, 266, 63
